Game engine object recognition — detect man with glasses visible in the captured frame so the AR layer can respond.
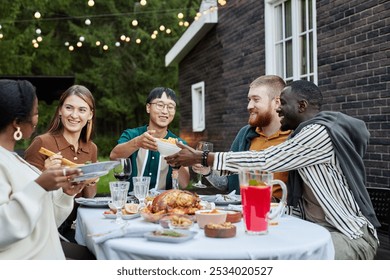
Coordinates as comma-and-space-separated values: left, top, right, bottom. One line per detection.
110, 87, 190, 191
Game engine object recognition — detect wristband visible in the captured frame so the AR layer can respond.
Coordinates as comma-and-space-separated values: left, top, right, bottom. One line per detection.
202, 150, 209, 167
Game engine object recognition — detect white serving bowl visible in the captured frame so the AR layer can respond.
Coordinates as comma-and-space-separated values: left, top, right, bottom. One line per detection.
195, 209, 227, 229
155, 138, 181, 156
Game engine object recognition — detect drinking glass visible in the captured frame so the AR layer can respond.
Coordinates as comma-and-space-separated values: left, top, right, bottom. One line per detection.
109, 181, 130, 224
132, 176, 151, 207
192, 141, 213, 188
113, 158, 132, 182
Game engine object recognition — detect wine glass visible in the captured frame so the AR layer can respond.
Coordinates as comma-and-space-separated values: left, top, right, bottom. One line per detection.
113, 158, 132, 181
192, 141, 213, 188
132, 176, 151, 208
109, 181, 130, 224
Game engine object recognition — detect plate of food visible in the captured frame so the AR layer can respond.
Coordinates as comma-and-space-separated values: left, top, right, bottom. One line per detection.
103, 212, 140, 220
71, 161, 120, 182
75, 197, 112, 207
144, 229, 197, 243
155, 137, 181, 156
200, 194, 241, 205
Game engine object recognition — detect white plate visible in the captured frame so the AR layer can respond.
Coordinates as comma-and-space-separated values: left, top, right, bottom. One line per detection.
72, 171, 109, 182
75, 197, 111, 207
200, 195, 242, 205
71, 161, 119, 182
103, 213, 140, 220
144, 229, 197, 243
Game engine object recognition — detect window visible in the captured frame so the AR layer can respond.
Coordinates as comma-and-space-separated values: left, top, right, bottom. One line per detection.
265, 0, 317, 83
191, 81, 205, 132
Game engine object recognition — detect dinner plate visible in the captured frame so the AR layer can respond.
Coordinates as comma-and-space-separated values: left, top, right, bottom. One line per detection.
70, 161, 120, 182
155, 138, 181, 156
144, 229, 197, 243
200, 195, 242, 205
103, 213, 140, 220
72, 171, 109, 182
75, 197, 111, 207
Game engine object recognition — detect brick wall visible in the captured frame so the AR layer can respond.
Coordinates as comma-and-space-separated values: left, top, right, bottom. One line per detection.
317, 0, 390, 188
176, 0, 389, 188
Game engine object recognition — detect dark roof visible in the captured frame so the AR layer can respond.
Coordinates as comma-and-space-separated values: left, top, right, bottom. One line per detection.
0, 76, 75, 104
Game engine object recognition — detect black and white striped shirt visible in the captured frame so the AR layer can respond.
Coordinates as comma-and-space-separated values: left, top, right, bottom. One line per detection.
213, 124, 376, 240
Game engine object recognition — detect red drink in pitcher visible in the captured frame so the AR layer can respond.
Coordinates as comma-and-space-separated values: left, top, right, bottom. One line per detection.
241, 185, 271, 234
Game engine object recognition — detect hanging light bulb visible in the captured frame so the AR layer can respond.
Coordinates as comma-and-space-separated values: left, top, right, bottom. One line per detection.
103, 45, 109, 51
132, 20, 138, 27
125, 37, 130, 42
79, 36, 85, 42
151, 34, 156, 39
115, 42, 120, 47
159, 25, 165, 31
85, 19, 91, 25
33, 43, 39, 48
140, 0, 147, 6
34, 12, 41, 19
77, 42, 82, 47
0, 34, 3, 39
64, 42, 70, 47
177, 13, 184, 19
35, 28, 41, 35
37, 36, 43, 42
69, 46, 74, 51
120, 35, 126, 41
88, 0, 95, 7
136, 38, 141, 44
32, 39, 37, 44
166, 29, 171, 34
184, 21, 189, 27
95, 41, 101, 46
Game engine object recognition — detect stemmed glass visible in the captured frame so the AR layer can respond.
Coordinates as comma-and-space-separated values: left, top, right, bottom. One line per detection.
109, 181, 130, 224
192, 141, 213, 188
132, 176, 151, 208
113, 158, 132, 182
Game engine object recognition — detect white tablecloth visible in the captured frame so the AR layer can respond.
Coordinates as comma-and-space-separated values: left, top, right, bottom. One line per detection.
75, 207, 335, 260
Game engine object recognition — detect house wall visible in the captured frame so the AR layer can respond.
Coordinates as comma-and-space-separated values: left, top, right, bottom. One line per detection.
176, 0, 389, 189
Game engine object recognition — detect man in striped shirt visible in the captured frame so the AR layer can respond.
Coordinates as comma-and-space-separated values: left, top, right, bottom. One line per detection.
166, 80, 379, 259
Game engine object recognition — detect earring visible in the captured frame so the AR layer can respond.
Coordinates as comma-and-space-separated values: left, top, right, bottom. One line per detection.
13, 127, 23, 141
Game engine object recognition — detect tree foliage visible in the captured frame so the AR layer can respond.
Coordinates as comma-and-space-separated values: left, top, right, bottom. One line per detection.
0, 0, 201, 156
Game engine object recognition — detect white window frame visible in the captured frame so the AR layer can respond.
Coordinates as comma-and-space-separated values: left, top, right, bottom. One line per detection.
191, 81, 205, 132
265, 0, 318, 84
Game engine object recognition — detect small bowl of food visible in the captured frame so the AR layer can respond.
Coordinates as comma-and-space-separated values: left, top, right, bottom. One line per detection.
195, 209, 227, 229
140, 208, 165, 223
155, 137, 181, 156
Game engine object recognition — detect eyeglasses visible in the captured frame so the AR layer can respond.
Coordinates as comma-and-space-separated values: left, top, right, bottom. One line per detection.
149, 102, 176, 113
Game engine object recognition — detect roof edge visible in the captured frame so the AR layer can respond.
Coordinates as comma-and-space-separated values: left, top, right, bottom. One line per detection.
165, 9, 218, 67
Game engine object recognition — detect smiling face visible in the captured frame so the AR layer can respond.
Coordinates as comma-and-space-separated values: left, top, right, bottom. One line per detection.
146, 92, 176, 129
277, 86, 302, 131
59, 94, 93, 135
247, 85, 279, 128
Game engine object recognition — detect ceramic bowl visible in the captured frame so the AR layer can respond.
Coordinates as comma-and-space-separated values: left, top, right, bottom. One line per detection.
195, 209, 227, 229
155, 138, 181, 156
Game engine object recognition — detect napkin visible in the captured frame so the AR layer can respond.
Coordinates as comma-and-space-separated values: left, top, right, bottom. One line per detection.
227, 204, 242, 212
92, 224, 160, 244
215, 190, 240, 203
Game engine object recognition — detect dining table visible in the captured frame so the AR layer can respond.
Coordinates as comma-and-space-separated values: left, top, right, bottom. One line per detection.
74, 201, 335, 260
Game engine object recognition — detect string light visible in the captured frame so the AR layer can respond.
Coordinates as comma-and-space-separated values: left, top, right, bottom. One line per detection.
115, 42, 120, 47
103, 45, 108, 50
0, 34, 3, 39
159, 25, 165, 31
77, 42, 82, 47
136, 38, 141, 44
140, 0, 147, 6
125, 37, 130, 42
36, 28, 41, 34
131, 19, 138, 26
69, 45, 74, 51
88, 0, 95, 7
79, 36, 85, 42
34, 12, 41, 19
85, 19, 91, 25
95, 41, 101, 46
37, 36, 43, 42
64, 41, 69, 46
177, 13, 184, 19
166, 29, 171, 34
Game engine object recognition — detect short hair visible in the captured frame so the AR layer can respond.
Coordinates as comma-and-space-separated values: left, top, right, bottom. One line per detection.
0, 79, 36, 131
249, 75, 286, 99
146, 87, 177, 104
289, 80, 323, 109
47, 85, 96, 142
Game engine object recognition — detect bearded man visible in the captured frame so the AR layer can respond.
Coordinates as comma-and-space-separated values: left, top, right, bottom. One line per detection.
196, 75, 290, 199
